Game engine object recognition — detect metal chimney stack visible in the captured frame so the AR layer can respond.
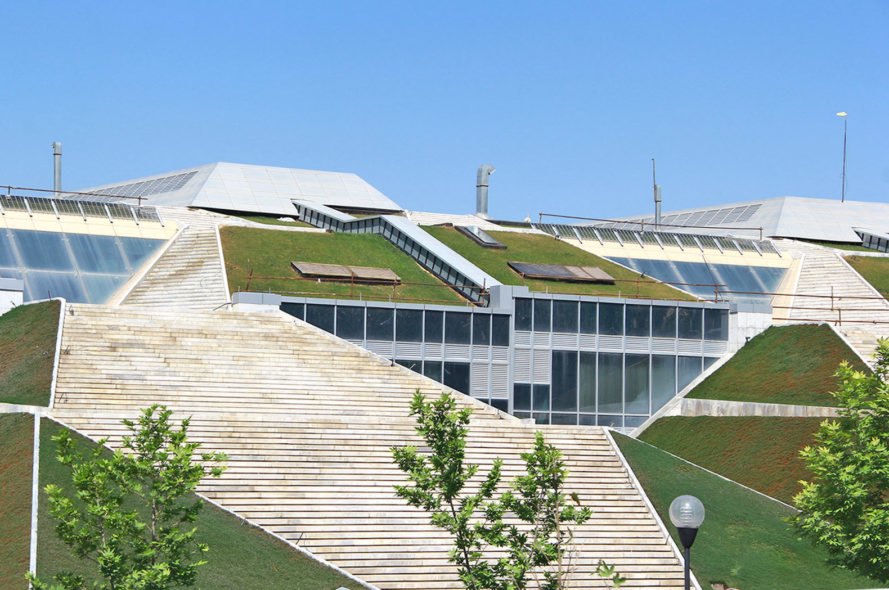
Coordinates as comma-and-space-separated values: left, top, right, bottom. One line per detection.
52, 141, 62, 196
476, 164, 495, 219
655, 184, 662, 227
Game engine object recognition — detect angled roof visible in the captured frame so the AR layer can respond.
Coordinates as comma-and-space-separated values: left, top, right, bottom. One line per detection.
79, 162, 401, 216
608, 196, 889, 243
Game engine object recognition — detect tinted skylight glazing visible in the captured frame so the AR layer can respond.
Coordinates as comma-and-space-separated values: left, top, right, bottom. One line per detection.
0, 228, 165, 303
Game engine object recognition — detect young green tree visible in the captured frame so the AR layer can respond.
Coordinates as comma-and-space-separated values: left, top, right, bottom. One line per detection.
793, 340, 889, 582
29, 405, 227, 590
392, 391, 622, 589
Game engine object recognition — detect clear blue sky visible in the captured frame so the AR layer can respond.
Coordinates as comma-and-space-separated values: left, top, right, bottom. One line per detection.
2, 1, 887, 220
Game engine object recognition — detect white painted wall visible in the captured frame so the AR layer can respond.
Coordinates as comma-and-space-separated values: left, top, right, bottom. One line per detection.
0, 279, 24, 316
729, 310, 773, 353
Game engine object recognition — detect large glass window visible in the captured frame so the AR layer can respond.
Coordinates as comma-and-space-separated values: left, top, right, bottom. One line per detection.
678, 307, 703, 339
513, 383, 531, 411
306, 304, 334, 333
395, 309, 423, 342
532, 384, 551, 412
533, 299, 551, 332
472, 314, 491, 345
15, 230, 73, 271
67, 234, 128, 274
580, 302, 597, 334
552, 301, 578, 333
366, 308, 394, 341
423, 361, 443, 382
579, 352, 596, 412
445, 312, 471, 344
625, 305, 650, 337
443, 362, 470, 393
599, 303, 624, 336
625, 354, 650, 414
0, 231, 17, 267
551, 351, 578, 412
704, 308, 729, 341
678, 356, 702, 391
492, 315, 510, 347
651, 355, 677, 411
280, 302, 304, 320
515, 298, 532, 331
395, 359, 421, 372
336, 306, 365, 340
651, 306, 677, 338
597, 353, 623, 413
424, 311, 443, 342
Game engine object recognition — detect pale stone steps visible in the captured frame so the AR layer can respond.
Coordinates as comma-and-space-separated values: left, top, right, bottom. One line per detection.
52, 305, 685, 589
123, 225, 227, 310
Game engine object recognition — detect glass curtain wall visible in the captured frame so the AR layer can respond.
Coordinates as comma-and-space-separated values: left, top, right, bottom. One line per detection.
0, 228, 165, 303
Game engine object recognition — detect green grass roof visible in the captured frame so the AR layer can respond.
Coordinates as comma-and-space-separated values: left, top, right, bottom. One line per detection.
221, 226, 466, 305
845, 255, 889, 299
639, 416, 825, 504
614, 433, 879, 590
0, 414, 34, 590
423, 226, 696, 301
0, 300, 60, 406
37, 418, 364, 590
687, 324, 869, 406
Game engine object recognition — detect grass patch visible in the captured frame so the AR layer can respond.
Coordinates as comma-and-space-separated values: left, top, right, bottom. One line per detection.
221, 226, 465, 304
0, 414, 34, 590
423, 226, 695, 301
845, 255, 889, 299
798, 239, 875, 252
687, 324, 868, 406
0, 300, 60, 406
37, 418, 364, 589
228, 213, 312, 228
639, 416, 825, 504
613, 433, 879, 590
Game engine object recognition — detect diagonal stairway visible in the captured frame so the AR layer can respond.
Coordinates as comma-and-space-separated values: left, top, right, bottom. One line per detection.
51, 305, 686, 589
776, 240, 889, 365
122, 225, 228, 310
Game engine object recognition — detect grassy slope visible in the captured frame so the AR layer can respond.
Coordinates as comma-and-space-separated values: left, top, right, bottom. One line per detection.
613, 433, 878, 590
424, 226, 696, 301
37, 419, 363, 590
798, 239, 875, 252
687, 324, 869, 406
845, 255, 889, 299
0, 300, 60, 406
0, 414, 34, 590
639, 416, 825, 504
221, 226, 465, 304
228, 213, 312, 228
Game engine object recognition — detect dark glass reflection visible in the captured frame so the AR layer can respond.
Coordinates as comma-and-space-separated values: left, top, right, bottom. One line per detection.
552, 301, 578, 333
491, 315, 510, 347
395, 309, 423, 342
306, 304, 335, 333
625, 305, 650, 337
515, 298, 532, 331
599, 303, 624, 336
445, 312, 471, 344
651, 306, 677, 338
678, 307, 703, 339
533, 299, 551, 332
472, 314, 491, 345
336, 306, 365, 340
424, 311, 443, 342
513, 383, 531, 410
443, 362, 470, 393
366, 308, 394, 340
551, 351, 578, 412
580, 302, 597, 334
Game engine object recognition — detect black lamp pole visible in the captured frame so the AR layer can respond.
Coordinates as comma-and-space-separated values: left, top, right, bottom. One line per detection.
678, 526, 699, 590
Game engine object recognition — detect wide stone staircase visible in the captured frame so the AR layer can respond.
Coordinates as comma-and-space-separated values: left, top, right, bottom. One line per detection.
122, 225, 228, 310
51, 305, 685, 589
777, 240, 889, 365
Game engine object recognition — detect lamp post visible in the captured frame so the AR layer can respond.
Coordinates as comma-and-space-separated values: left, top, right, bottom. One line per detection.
669, 495, 705, 590
836, 112, 848, 202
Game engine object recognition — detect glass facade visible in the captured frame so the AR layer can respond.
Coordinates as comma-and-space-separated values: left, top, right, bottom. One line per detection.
281, 294, 728, 430
609, 257, 787, 304
0, 228, 166, 304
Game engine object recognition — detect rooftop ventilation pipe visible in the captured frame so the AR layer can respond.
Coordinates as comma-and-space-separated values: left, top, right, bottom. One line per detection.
52, 141, 62, 196
651, 158, 661, 228
476, 164, 495, 219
